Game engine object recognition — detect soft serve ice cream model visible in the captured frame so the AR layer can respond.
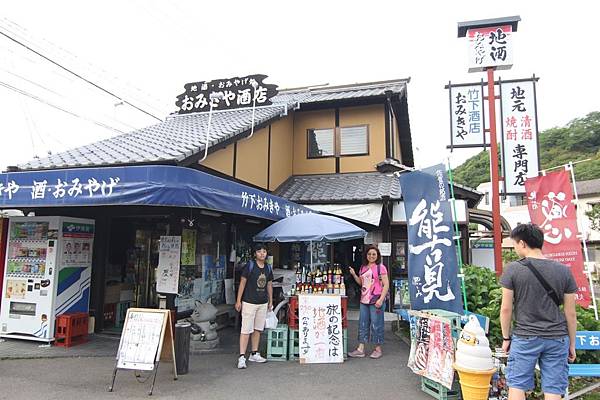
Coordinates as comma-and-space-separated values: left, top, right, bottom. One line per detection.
453, 315, 496, 400
455, 315, 495, 371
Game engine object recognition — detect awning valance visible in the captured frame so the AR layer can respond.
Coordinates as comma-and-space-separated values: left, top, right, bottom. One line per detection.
0, 165, 311, 221
306, 203, 383, 226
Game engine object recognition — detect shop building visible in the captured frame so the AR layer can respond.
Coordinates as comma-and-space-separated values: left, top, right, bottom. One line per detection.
0, 76, 483, 336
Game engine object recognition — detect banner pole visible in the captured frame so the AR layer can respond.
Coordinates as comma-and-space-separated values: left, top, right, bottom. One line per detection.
567, 162, 599, 320
447, 158, 468, 312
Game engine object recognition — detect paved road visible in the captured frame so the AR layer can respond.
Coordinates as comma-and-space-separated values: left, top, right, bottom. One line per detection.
0, 322, 431, 400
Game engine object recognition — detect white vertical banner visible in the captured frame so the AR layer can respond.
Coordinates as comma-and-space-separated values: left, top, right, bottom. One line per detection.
156, 236, 181, 294
298, 294, 344, 364
449, 84, 485, 147
500, 79, 540, 194
467, 25, 514, 72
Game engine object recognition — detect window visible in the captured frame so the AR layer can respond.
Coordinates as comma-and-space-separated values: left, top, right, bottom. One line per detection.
340, 125, 368, 156
307, 128, 335, 158
306, 125, 369, 158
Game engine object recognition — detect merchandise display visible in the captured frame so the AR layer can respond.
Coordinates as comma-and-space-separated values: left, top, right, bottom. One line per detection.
293, 263, 345, 295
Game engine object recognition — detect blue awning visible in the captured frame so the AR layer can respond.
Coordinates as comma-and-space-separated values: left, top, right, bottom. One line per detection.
0, 165, 311, 221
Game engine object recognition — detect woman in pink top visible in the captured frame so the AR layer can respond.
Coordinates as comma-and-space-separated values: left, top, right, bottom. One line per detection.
347, 245, 389, 359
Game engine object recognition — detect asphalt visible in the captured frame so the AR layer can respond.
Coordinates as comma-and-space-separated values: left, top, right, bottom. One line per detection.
0, 319, 432, 400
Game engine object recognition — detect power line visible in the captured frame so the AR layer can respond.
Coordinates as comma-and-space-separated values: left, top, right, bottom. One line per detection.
0, 79, 126, 135
0, 27, 163, 122
0, 18, 169, 116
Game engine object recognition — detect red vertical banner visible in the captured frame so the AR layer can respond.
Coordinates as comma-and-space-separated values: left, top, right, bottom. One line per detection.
525, 170, 591, 307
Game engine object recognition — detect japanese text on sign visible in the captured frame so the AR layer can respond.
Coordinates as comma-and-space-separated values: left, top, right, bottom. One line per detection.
467, 25, 513, 72
175, 74, 278, 115
0, 177, 120, 201
501, 80, 539, 194
298, 294, 343, 364
240, 191, 309, 217
525, 171, 591, 307
449, 84, 484, 147
399, 165, 463, 315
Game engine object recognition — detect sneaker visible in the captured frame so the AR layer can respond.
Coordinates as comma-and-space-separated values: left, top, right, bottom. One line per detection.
348, 349, 366, 358
237, 355, 247, 369
248, 353, 267, 363
370, 349, 382, 359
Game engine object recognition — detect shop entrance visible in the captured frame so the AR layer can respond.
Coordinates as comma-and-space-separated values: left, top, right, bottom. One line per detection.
103, 218, 168, 331
131, 228, 166, 308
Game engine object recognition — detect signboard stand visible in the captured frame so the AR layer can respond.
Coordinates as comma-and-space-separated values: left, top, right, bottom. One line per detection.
108, 308, 177, 396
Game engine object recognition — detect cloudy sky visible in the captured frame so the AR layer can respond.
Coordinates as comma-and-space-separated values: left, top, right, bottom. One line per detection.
0, 0, 598, 173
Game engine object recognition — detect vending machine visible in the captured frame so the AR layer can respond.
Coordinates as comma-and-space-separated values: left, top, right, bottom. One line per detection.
0, 216, 94, 342
0, 217, 8, 312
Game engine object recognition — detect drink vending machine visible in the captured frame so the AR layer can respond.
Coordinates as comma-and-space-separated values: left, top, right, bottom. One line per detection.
0, 217, 8, 312
0, 216, 94, 342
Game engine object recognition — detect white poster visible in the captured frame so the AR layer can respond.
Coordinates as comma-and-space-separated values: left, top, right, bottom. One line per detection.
500, 80, 539, 194
298, 294, 344, 364
467, 25, 514, 72
378, 242, 392, 257
117, 311, 165, 371
156, 236, 181, 294
449, 84, 485, 147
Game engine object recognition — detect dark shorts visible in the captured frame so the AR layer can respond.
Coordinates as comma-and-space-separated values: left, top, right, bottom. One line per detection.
506, 335, 570, 395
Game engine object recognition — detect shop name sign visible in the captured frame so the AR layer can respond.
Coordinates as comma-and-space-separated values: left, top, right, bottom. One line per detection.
175, 74, 278, 115
241, 190, 311, 218
448, 83, 485, 148
500, 79, 539, 194
467, 25, 513, 72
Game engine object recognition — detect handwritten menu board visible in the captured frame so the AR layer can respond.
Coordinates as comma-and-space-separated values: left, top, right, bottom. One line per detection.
298, 294, 343, 364
156, 236, 181, 294
117, 310, 168, 371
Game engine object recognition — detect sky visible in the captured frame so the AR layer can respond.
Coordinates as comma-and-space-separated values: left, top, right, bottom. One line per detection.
0, 0, 598, 174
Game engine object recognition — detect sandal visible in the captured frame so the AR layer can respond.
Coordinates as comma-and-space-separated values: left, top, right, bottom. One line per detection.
370, 349, 382, 359
348, 349, 366, 358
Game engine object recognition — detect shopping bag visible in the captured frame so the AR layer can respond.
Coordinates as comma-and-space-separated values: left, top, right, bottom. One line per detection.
265, 310, 278, 329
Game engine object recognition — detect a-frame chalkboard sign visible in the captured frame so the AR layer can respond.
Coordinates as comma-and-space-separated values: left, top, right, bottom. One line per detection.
108, 308, 177, 395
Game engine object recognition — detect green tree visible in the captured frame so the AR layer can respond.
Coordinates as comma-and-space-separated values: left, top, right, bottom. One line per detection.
586, 204, 600, 231
453, 111, 600, 188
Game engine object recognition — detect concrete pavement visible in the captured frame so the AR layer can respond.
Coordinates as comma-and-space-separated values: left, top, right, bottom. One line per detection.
0, 321, 432, 400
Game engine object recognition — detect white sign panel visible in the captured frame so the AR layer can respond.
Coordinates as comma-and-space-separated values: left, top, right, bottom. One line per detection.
393, 200, 468, 223
500, 80, 539, 194
378, 242, 392, 257
298, 294, 344, 364
449, 84, 485, 147
117, 311, 165, 371
156, 236, 181, 294
467, 25, 513, 72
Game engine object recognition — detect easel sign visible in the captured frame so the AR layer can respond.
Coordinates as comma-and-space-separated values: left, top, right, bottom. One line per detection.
108, 308, 177, 395
298, 294, 344, 364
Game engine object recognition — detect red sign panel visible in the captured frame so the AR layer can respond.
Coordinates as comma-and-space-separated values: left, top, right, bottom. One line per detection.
525, 170, 590, 307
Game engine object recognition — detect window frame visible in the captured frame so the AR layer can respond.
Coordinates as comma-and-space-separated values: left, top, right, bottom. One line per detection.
306, 127, 336, 159
339, 124, 370, 157
306, 124, 370, 159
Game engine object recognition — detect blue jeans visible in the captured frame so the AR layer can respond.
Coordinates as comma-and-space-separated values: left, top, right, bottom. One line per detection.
358, 302, 385, 345
507, 335, 570, 395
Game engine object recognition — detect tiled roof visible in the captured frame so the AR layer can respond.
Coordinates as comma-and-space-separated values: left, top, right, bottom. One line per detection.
19, 105, 289, 170
576, 177, 600, 196
274, 172, 402, 203
17, 79, 408, 171
275, 171, 483, 207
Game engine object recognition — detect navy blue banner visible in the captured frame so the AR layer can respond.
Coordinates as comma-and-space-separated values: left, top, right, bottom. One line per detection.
398, 164, 463, 314
0, 165, 311, 221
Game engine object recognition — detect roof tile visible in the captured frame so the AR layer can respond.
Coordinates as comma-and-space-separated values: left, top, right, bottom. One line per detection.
18, 79, 407, 170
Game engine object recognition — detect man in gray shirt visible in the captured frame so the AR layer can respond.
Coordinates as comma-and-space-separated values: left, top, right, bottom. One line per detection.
500, 223, 577, 400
